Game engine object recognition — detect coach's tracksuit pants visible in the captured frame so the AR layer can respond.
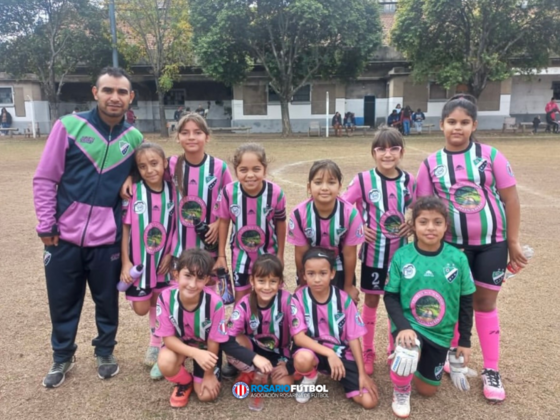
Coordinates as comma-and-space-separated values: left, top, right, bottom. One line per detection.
44, 240, 121, 363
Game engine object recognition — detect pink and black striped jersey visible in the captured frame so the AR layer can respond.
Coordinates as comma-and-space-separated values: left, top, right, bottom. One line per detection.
417, 142, 516, 246
214, 180, 286, 274
343, 168, 415, 269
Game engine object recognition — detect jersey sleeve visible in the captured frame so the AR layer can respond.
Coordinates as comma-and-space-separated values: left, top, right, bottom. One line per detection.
213, 183, 232, 220
274, 188, 287, 221
491, 149, 516, 190
384, 252, 402, 293
342, 207, 365, 247
288, 293, 308, 336
459, 253, 477, 296
416, 159, 434, 197
342, 295, 366, 341
342, 175, 362, 205
123, 184, 137, 226
221, 162, 233, 187
155, 292, 177, 338
227, 299, 249, 337
208, 299, 229, 344
405, 172, 417, 207
287, 207, 308, 246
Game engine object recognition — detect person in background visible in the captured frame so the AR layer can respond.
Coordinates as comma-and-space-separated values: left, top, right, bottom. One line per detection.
387, 110, 401, 131
532, 116, 541, 134
126, 107, 137, 125
394, 104, 402, 114
332, 112, 343, 137
412, 108, 426, 135
400, 106, 412, 136
196, 105, 205, 118
0, 107, 12, 135
344, 112, 356, 136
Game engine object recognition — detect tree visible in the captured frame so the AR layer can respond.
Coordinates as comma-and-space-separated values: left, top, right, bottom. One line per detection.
0, 0, 113, 124
391, 0, 560, 98
116, 0, 191, 137
190, 0, 383, 136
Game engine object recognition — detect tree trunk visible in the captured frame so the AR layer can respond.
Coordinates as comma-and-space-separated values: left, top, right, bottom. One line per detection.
47, 72, 59, 127
155, 79, 169, 138
469, 72, 488, 99
279, 98, 292, 137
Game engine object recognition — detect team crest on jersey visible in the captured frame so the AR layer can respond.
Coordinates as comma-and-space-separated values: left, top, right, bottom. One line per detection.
434, 363, 444, 380
443, 263, 458, 283
335, 312, 346, 328
231, 310, 241, 321
275, 313, 284, 324
305, 313, 311, 325
473, 157, 487, 172
230, 204, 241, 217
206, 175, 217, 190
249, 315, 260, 330
134, 201, 146, 214
263, 206, 274, 217
492, 269, 505, 284
403, 264, 416, 279
433, 165, 447, 178
119, 140, 130, 156
202, 319, 212, 335
368, 189, 381, 203
304, 228, 314, 239
290, 304, 298, 316
336, 227, 347, 236
43, 250, 52, 266
167, 202, 174, 213
355, 314, 365, 327
218, 320, 228, 335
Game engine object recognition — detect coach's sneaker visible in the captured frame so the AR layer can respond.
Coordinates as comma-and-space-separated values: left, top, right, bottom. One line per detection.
363, 349, 375, 375
295, 374, 318, 404
96, 354, 120, 379
144, 346, 160, 367
481, 368, 506, 403
392, 387, 411, 418
170, 382, 193, 408
42, 356, 76, 388
150, 363, 163, 380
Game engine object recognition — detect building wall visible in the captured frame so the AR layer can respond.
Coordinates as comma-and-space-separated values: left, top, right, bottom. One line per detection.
510, 70, 560, 122
0, 78, 50, 135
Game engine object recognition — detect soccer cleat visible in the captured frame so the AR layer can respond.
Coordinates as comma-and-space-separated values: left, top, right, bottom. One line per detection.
170, 383, 193, 408
481, 369, 506, 403
295, 374, 318, 404
144, 346, 160, 367
150, 363, 163, 380
392, 388, 411, 418
42, 356, 76, 388
222, 362, 239, 379
363, 349, 375, 375
96, 354, 120, 379
235, 371, 255, 385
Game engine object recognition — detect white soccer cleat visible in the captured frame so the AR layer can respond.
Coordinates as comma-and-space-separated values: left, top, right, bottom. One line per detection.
392, 388, 411, 418
481, 369, 506, 403
295, 374, 318, 404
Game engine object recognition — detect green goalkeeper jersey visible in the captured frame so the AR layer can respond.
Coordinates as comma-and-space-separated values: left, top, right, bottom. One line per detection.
385, 242, 476, 348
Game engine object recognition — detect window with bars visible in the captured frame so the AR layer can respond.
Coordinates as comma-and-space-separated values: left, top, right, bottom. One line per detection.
163, 89, 186, 106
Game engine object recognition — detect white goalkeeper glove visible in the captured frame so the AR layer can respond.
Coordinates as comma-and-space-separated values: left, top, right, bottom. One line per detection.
389, 338, 420, 376
448, 349, 475, 391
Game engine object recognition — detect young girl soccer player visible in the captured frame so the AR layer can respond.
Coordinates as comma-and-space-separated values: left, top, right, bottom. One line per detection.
120, 143, 176, 378
384, 196, 476, 418
416, 94, 528, 403
226, 254, 295, 386
156, 248, 273, 408
289, 247, 378, 408
214, 143, 286, 302
342, 127, 416, 375
287, 160, 364, 303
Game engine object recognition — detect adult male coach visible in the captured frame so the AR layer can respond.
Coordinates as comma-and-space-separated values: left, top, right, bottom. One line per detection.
33, 67, 143, 388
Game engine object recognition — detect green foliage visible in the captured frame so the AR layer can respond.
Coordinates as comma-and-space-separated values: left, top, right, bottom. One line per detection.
190, 0, 383, 135
391, 0, 560, 98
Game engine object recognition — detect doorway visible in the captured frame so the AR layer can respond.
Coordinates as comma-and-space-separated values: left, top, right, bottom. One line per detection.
364, 96, 376, 126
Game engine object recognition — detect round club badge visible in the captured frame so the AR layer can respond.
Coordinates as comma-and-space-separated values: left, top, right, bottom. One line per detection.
232, 382, 250, 399
433, 165, 447, 178
403, 264, 416, 279
368, 189, 381, 203
134, 201, 146, 214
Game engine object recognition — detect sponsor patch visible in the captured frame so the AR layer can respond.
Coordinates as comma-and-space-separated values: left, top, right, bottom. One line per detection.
492, 269, 505, 284
290, 304, 298, 316
356, 224, 364, 238
403, 264, 416, 279
156, 303, 162, 316
507, 162, 514, 177
231, 310, 241, 321
291, 318, 299, 328
110, 252, 120, 261
79, 136, 95, 144
289, 218, 295, 230
218, 319, 228, 335
43, 250, 52, 266
355, 314, 365, 327
249, 315, 260, 330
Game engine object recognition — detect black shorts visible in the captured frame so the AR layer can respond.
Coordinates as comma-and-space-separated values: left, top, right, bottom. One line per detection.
193, 351, 223, 383
391, 331, 448, 386
455, 241, 508, 290
331, 270, 357, 289
250, 341, 295, 375
232, 272, 251, 292
360, 263, 388, 294
125, 278, 172, 301
293, 347, 366, 398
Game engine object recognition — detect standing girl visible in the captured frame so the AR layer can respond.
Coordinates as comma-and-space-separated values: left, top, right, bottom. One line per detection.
342, 127, 415, 375
214, 143, 286, 302
287, 160, 364, 303
289, 247, 378, 408
226, 254, 295, 386
120, 143, 176, 378
400, 106, 412, 136
416, 94, 528, 403
384, 196, 476, 418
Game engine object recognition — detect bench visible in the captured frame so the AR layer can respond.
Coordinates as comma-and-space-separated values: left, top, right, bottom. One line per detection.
322, 125, 370, 136
211, 126, 252, 133
423, 124, 435, 134
502, 117, 518, 133
308, 121, 320, 137
1, 127, 19, 137
519, 122, 545, 133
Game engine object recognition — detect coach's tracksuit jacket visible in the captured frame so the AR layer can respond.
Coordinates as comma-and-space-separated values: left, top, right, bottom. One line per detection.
33, 108, 143, 362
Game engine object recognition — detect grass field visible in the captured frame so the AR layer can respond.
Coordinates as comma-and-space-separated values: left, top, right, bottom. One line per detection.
1, 131, 559, 419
